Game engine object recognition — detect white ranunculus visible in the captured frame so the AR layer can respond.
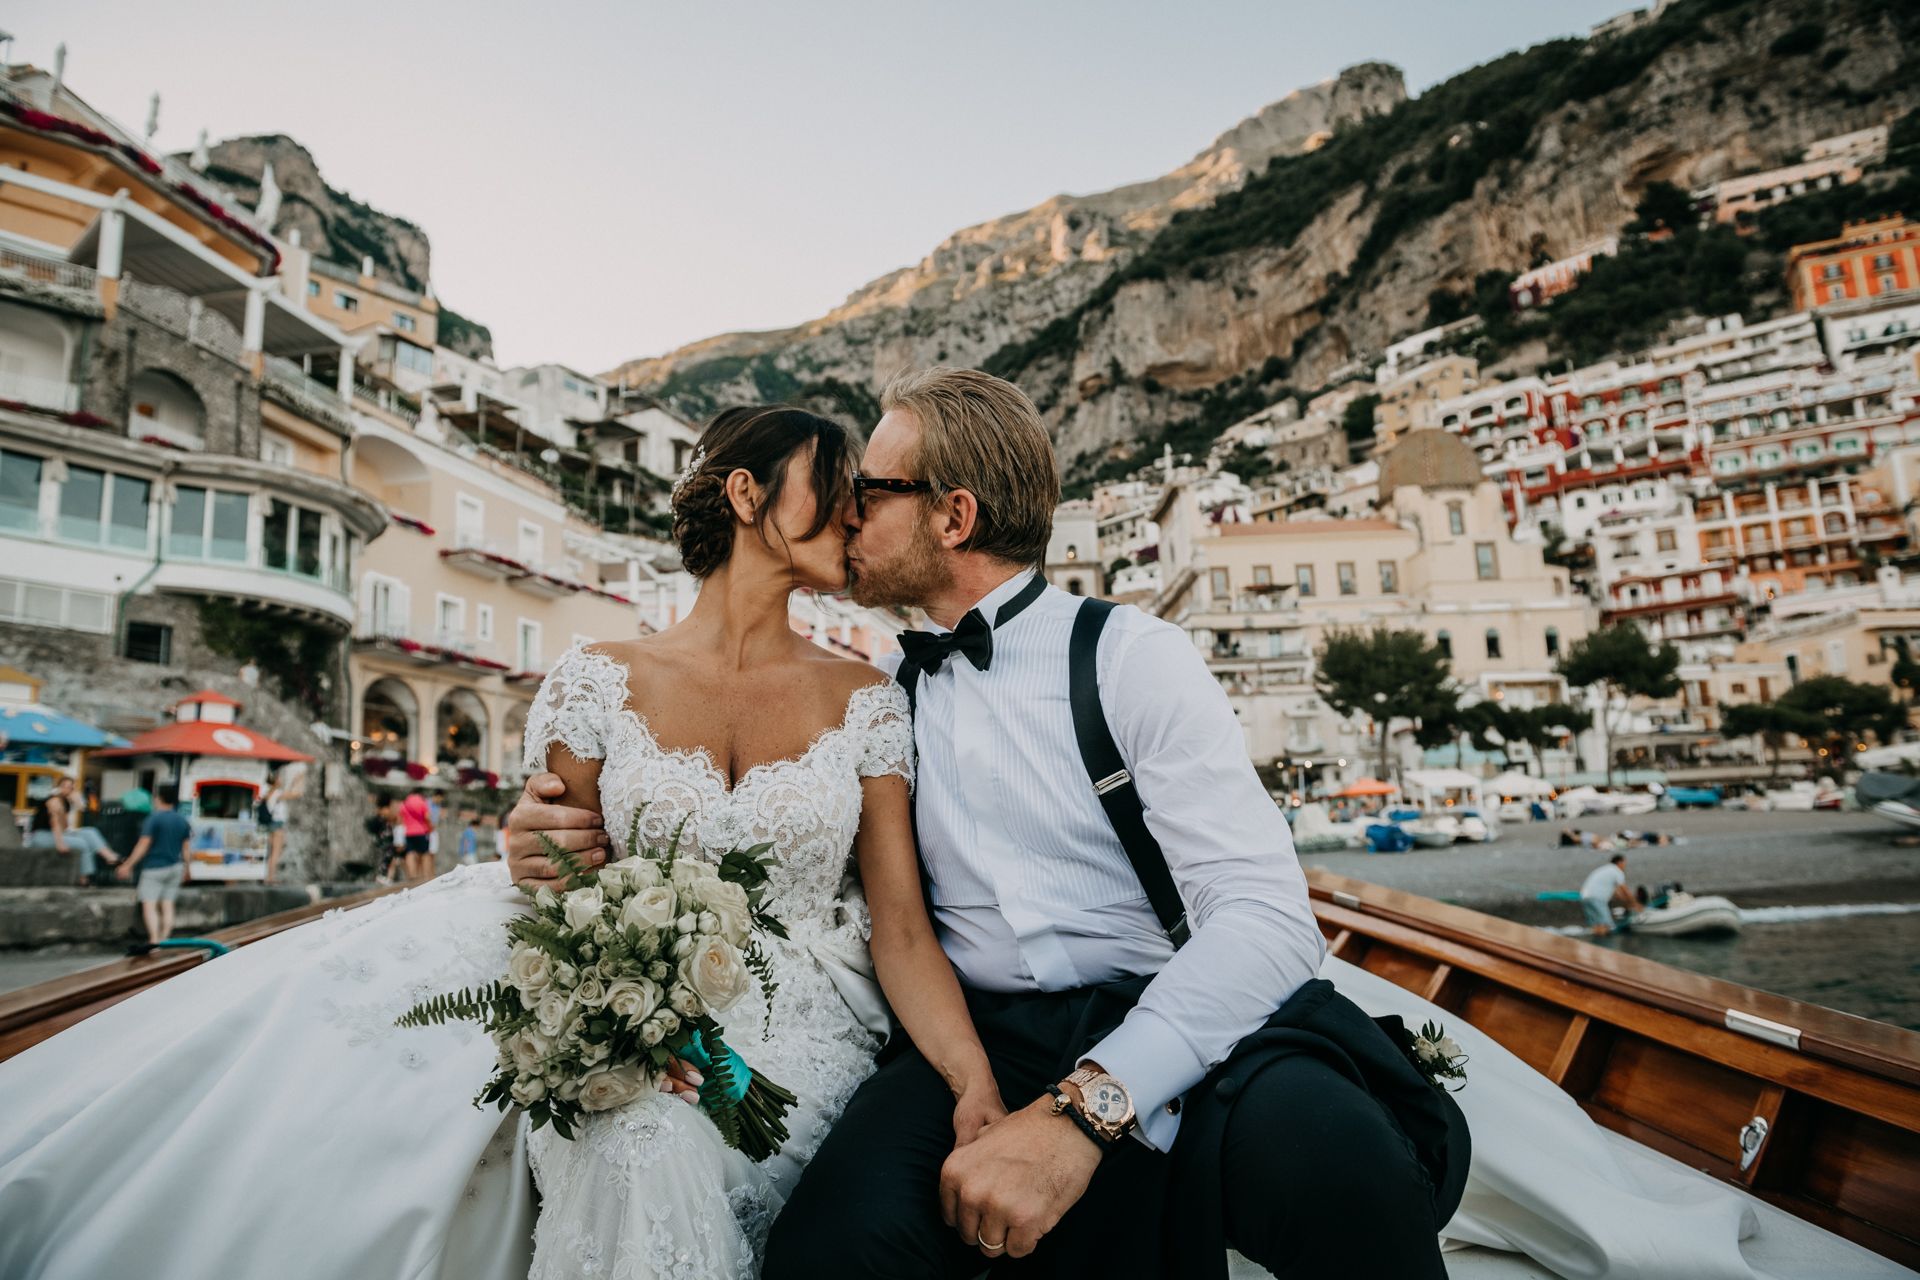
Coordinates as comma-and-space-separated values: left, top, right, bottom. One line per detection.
563, 885, 606, 931
536, 989, 578, 1038
574, 974, 608, 1008
668, 982, 702, 1018
698, 879, 753, 946
606, 978, 661, 1021
683, 936, 755, 1012
510, 1076, 547, 1105
508, 947, 553, 993
622, 886, 678, 930
578, 1063, 651, 1112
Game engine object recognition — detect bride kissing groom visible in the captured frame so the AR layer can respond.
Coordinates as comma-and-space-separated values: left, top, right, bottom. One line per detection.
510, 366, 1470, 1280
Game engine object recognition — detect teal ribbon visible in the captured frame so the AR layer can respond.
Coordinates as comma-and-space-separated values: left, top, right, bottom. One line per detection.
680, 1030, 752, 1107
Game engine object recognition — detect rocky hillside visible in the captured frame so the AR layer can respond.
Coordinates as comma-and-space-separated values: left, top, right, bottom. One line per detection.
186, 135, 494, 360
605, 0, 1918, 492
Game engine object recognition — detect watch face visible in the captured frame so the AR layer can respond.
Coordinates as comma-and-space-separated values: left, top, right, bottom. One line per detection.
1085, 1079, 1131, 1125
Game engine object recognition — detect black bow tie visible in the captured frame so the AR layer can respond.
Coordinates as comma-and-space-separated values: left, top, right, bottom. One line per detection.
897, 610, 993, 673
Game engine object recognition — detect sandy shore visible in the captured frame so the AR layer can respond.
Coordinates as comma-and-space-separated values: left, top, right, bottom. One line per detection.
1304, 809, 1920, 924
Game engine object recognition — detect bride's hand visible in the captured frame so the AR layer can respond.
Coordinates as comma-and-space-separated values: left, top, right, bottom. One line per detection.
951, 1080, 1008, 1147
658, 1055, 704, 1106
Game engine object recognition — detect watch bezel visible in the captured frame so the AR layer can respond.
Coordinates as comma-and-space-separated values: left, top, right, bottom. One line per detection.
1063, 1067, 1136, 1139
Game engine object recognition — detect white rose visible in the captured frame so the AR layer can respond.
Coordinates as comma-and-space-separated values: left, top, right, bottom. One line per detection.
510, 1076, 547, 1105
533, 887, 560, 916
580, 1039, 611, 1066
675, 912, 697, 935
555, 1076, 584, 1102
574, 975, 608, 1008
697, 911, 720, 936
622, 886, 678, 931
668, 982, 702, 1018
671, 934, 695, 960
647, 960, 670, 982
682, 936, 755, 1013
670, 860, 707, 893
509, 1029, 553, 1075
698, 879, 753, 946
508, 947, 553, 993
536, 989, 578, 1038
578, 1063, 652, 1112
563, 885, 606, 931
606, 978, 661, 1021
640, 1010, 679, 1046
624, 858, 664, 888
596, 863, 631, 895
552, 963, 579, 990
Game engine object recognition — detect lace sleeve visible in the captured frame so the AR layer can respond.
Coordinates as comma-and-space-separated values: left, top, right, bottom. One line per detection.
849, 680, 915, 792
520, 647, 631, 771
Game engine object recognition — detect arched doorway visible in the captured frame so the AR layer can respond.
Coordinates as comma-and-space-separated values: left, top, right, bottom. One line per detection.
128, 369, 207, 449
437, 688, 490, 780
0, 299, 75, 411
360, 677, 418, 779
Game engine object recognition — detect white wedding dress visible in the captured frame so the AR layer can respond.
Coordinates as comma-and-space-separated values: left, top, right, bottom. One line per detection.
0, 646, 911, 1280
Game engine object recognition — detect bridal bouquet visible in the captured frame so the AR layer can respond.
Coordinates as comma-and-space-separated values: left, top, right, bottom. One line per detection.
397, 809, 798, 1159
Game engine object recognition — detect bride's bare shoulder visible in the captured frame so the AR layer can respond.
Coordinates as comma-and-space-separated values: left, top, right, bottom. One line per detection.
803, 643, 898, 701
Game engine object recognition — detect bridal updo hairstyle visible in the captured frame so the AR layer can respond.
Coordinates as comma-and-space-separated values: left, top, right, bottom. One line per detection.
671, 406, 856, 578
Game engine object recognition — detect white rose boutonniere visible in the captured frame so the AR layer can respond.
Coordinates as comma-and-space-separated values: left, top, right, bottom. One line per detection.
683, 936, 754, 1013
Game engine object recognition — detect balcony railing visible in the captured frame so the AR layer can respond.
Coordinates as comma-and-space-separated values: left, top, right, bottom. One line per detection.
1744, 539, 1777, 555
263, 355, 352, 428
0, 245, 99, 294
1704, 544, 1736, 560
0, 369, 80, 413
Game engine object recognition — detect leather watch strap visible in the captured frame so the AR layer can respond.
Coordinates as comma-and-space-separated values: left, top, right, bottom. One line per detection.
1046, 1084, 1114, 1155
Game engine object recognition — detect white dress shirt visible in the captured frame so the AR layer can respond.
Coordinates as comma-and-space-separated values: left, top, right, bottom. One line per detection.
881, 570, 1326, 1149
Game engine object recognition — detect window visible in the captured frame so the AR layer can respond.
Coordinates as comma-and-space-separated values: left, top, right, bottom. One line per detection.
1210, 567, 1229, 598
1447, 504, 1464, 536
1066, 577, 1085, 596
518, 520, 543, 569
564, 378, 581, 395
0, 576, 112, 633
393, 312, 416, 333
1485, 629, 1502, 659
1545, 626, 1560, 657
1379, 561, 1397, 593
58, 465, 104, 542
476, 603, 494, 642
334, 290, 360, 312
126, 621, 171, 665
168, 486, 207, 558
1337, 562, 1356, 595
1730, 682, 1746, 695
296, 508, 322, 577
394, 341, 433, 376
455, 493, 484, 548
263, 500, 292, 570
305, 279, 319, 297
1251, 565, 1272, 587
1475, 543, 1497, 580
0, 449, 42, 532
1295, 565, 1315, 596
367, 575, 408, 637
518, 619, 542, 671
1574, 495, 1587, 509
437, 594, 465, 635
210, 490, 248, 562
1656, 529, 1677, 552
1436, 630, 1451, 659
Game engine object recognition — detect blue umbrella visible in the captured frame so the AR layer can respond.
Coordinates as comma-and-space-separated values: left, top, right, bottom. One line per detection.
0, 703, 128, 750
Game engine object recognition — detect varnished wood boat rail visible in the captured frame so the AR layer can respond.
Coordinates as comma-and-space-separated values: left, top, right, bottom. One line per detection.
1304, 870, 1920, 1267
0, 884, 402, 1063
1305, 870, 1920, 1089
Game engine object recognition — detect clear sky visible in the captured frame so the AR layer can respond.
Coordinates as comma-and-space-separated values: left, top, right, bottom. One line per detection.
11, 0, 1621, 373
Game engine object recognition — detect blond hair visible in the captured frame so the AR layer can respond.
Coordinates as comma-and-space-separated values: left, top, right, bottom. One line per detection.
880, 367, 1059, 566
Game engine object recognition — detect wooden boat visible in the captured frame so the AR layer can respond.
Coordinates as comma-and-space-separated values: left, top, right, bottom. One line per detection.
1306, 869, 1920, 1269
2, 875, 1916, 1269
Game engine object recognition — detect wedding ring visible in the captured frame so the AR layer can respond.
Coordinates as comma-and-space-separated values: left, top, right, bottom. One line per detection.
977, 1235, 1007, 1254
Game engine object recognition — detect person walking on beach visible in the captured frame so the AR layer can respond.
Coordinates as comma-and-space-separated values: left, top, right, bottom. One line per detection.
1581, 853, 1637, 937
115, 785, 192, 945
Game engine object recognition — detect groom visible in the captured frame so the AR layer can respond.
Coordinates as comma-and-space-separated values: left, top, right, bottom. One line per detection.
506, 368, 1467, 1278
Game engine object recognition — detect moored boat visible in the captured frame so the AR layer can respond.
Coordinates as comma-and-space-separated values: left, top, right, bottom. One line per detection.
1625, 890, 1744, 937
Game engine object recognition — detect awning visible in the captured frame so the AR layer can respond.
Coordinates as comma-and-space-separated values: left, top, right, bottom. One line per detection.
94, 720, 313, 762
1483, 770, 1556, 796
1403, 768, 1484, 792
0, 703, 125, 749
1333, 778, 1399, 797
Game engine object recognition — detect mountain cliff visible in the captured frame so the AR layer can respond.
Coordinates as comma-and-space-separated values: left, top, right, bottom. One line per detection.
605, 0, 1919, 492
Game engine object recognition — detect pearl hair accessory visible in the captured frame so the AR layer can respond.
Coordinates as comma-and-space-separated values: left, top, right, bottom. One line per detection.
670, 448, 708, 502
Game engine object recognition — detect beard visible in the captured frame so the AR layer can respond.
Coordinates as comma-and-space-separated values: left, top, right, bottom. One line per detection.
847, 517, 954, 608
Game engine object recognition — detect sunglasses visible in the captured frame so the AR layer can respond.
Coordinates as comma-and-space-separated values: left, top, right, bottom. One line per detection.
851, 471, 935, 519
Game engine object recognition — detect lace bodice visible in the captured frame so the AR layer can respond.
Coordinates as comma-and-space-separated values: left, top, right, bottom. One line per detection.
522, 646, 913, 944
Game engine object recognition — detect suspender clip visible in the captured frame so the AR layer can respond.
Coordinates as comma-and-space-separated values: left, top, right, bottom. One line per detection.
1093, 769, 1132, 796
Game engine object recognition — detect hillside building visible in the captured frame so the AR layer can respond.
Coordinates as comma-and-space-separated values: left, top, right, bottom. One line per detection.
1788, 215, 1920, 311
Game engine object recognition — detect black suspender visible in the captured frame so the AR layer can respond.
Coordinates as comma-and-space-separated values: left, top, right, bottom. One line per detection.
896, 583, 1189, 952
1068, 599, 1190, 948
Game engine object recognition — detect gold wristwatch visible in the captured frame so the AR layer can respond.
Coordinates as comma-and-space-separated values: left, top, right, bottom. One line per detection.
1054, 1065, 1137, 1145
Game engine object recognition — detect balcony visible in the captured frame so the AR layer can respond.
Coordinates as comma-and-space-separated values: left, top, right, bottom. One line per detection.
440, 546, 525, 581
262, 356, 353, 435
1857, 520, 1906, 541
1703, 544, 1737, 561
1744, 539, 1778, 555
0, 369, 80, 414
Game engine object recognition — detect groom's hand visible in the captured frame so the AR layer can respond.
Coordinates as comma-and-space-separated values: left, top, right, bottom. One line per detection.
505, 773, 608, 889
939, 1093, 1102, 1259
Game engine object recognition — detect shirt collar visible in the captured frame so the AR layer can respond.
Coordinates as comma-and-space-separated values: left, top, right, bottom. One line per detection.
930, 568, 1038, 636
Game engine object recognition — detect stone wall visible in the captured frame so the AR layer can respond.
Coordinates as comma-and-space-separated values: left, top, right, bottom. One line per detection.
79, 305, 262, 460
0, 594, 376, 881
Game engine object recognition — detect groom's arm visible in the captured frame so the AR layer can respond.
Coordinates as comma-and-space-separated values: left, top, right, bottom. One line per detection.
1077, 616, 1326, 1149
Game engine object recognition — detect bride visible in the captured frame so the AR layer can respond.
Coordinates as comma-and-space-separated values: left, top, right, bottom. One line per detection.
0, 405, 1007, 1280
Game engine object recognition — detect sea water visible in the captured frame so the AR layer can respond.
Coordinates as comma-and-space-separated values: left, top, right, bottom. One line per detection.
1592, 904, 1920, 1032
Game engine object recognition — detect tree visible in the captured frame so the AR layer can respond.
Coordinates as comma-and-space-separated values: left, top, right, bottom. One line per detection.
1316, 627, 1456, 782
1777, 676, 1908, 764
1554, 625, 1682, 787
1340, 393, 1383, 446
1719, 702, 1826, 780
1509, 703, 1593, 776
1890, 637, 1920, 702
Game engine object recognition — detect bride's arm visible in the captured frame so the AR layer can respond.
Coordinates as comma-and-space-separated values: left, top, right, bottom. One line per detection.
856, 774, 1007, 1146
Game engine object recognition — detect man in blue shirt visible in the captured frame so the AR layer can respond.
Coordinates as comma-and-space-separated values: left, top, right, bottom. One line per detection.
117, 785, 193, 944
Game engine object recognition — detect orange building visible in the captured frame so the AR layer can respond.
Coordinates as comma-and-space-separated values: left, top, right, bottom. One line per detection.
1787, 215, 1920, 311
